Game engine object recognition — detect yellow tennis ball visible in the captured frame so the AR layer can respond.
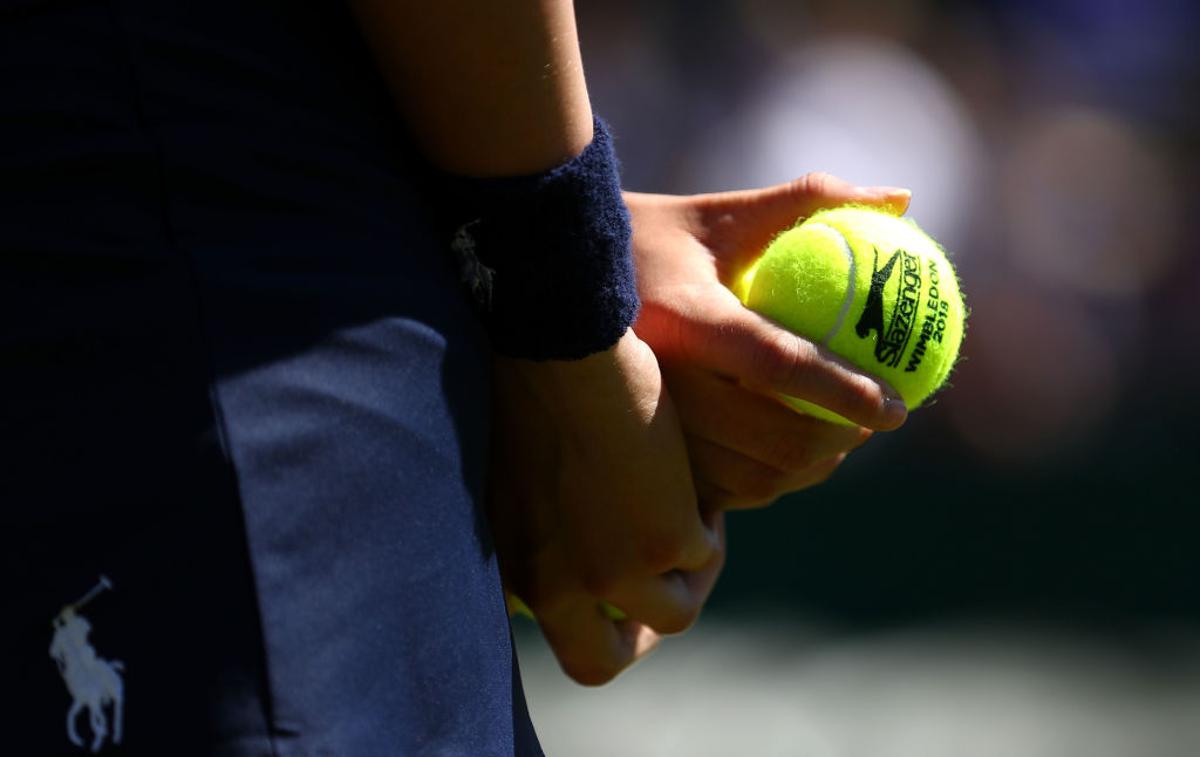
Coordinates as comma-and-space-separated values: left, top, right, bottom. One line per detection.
734, 205, 966, 423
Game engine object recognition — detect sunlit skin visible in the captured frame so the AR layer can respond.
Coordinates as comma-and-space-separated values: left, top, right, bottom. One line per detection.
351, 0, 719, 685
626, 174, 912, 511
351, 0, 912, 685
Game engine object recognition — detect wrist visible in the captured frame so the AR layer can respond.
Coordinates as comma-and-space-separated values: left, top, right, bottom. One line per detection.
495, 329, 660, 424
442, 116, 640, 360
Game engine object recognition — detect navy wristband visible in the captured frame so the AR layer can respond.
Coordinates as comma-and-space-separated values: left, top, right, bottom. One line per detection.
441, 117, 639, 361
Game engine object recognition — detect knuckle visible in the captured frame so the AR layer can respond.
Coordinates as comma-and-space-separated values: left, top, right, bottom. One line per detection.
825, 375, 881, 420
847, 379, 882, 410
752, 330, 815, 391
748, 331, 788, 385
795, 171, 834, 198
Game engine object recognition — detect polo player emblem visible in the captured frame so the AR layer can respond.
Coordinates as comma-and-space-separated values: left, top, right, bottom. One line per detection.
50, 575, 124, 753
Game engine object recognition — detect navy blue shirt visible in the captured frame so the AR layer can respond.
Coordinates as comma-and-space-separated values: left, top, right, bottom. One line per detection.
1, 1, 541, 753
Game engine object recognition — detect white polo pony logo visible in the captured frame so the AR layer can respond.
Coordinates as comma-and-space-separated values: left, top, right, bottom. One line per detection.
49, 575, 125, 753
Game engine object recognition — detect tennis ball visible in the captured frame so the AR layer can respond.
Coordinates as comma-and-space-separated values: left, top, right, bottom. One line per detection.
734, 206, 965, 423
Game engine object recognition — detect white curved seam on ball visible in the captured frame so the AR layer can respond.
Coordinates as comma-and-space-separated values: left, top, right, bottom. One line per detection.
806, 223, 856, 346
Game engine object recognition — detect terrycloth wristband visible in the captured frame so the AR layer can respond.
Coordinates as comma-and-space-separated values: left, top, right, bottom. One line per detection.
441, 117, 639, 361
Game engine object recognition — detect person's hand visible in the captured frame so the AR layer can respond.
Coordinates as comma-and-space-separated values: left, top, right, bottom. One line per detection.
627, 173, 913, 511
488, 329, 725, 685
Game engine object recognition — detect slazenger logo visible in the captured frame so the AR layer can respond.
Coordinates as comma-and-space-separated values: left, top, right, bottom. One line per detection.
854, 247, 922, 368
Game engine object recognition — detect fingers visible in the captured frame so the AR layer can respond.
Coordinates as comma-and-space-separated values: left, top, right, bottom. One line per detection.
673, 293, 907, 430
690, 438, 848, 511
661, 362, 870, 510
665, 362, 872, 469
571, 531, 716, 631
594, 510, 726, 639
775, 172, 911, 218
535, 513, 726, 685
574, 507, 721, 636
491, 330, 728, 686
538, 597, 663, 686
603, 571, 702, 636
696, 172, 912, 274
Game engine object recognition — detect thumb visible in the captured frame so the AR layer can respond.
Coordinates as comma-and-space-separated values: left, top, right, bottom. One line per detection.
698, 173, 912, 274
732, 171, 912, 225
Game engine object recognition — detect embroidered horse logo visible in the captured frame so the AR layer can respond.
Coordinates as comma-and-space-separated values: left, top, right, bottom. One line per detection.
50, 576, 124, 753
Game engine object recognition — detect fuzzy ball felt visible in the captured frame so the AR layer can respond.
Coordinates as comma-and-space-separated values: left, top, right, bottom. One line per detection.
735, 206, 966, 423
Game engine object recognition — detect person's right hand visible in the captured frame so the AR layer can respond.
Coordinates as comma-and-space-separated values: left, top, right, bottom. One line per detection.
626, 174, 913, 511
488, 329, 724, 685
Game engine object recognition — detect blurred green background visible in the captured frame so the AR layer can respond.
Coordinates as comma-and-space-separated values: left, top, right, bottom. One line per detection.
518, 0, 1200, 753
580, 0, 1200, 627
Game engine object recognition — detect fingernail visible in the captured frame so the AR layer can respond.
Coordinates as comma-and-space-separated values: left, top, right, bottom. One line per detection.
863, 185, 911, 198
882, 396, 908, 428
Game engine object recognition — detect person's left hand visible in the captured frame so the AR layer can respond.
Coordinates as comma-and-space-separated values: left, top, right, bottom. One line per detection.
488, 330, 725, 685
627, 174, 913, 511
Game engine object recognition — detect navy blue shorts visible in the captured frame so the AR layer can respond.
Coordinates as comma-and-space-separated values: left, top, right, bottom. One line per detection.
1, 1, 541, 753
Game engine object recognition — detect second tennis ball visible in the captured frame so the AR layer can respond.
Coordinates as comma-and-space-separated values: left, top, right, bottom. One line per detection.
734, 206, 965, 423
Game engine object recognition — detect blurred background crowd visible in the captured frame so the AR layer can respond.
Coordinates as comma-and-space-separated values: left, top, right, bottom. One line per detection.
516, 0, 1200, 753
